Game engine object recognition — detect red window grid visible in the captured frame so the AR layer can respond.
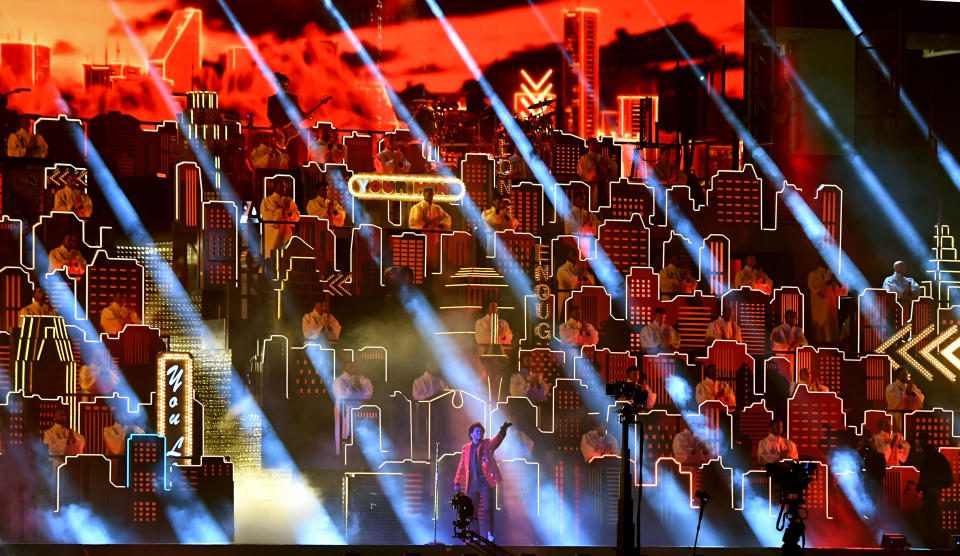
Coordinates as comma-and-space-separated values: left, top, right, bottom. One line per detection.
510, 186, 541, 235
389, 236, 426, 285
205, 262, 234, 286
132, 500, 157, 522
598, 223, 648, 272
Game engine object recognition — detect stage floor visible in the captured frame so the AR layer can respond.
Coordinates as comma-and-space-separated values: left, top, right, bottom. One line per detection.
0, 547, 953, 555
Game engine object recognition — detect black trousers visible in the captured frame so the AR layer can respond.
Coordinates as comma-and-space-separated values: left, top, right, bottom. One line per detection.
468, 478, 494, 536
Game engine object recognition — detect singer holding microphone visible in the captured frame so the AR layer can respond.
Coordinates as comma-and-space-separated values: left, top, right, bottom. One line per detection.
885, 369, 925, 412
454, 421, 511, 543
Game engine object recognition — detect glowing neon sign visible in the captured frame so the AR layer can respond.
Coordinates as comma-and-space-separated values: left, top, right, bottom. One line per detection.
347, 173, 465, 203
514, 69, 555, 120
156, 352, 194, 461
533, 244, 552, 342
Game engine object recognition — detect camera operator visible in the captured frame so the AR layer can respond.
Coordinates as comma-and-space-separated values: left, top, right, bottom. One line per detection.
885, 369, 924, 411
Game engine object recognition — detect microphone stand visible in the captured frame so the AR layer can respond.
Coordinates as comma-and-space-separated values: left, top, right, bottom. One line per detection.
428, 441, 443, 546
692, 494, 709, 556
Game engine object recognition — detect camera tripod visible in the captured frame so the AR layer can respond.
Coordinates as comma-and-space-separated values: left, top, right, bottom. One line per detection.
777, 494, 808, 556
615, 401, 645, 556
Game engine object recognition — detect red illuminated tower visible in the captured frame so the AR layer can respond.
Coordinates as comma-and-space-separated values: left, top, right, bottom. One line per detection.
0, 42, 51, 88
150, 8, 202, 92
561, 8, 600, 138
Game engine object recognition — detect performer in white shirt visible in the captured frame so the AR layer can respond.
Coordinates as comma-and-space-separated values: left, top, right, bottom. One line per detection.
375, 135, 411, 174
53, 181, 93, 218
509, 362, 548, 403
735, 255, 773, 294
103, 410, 144, 484
555, 248, 595, 311
100, 293, 142, 335
248, 131, 289, 169
882, 260, 921, 303
259, 179, 300, 259
885, 369, 924, 411
481, 196, 519, 231
79, 356, 120, 395
7, 115, 48, 158
332, 361, 373, 401
19, 287, 55, 319
705, 306, 742, 346
43, 407, 85, 474
789, 367, 828, 395
48, 232, 87, 276
770, 310, 808, 353
757, 420, 798, 464
474, 301, 513, 346
639, 307, 681, 355
808, 265, 847, 345
581, 421, 619, 462
305, 185, 346, 227
672, 425, 712, 465
302, 299, 342, 343
659, 254, 695, 298
623, 366, 657, 409
408, 187, 451, 230
694, 364, 736, 408
557, 307, 599, 347
870, 419, 910, 467
412, 360, 449, 400
332, 361, 374, 451
563, 191, 600, 236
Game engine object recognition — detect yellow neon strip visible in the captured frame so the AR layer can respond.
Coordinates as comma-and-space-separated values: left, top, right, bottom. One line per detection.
346, 173, 465, 202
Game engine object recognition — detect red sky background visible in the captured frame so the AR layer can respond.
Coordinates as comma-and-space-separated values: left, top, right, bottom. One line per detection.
0, 0, 744, 129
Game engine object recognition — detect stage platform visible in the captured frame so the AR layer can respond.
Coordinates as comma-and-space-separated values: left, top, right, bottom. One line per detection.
0, 547, 953, 555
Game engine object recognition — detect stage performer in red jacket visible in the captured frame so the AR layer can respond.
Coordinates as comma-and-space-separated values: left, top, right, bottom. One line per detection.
454, 420, 511, 541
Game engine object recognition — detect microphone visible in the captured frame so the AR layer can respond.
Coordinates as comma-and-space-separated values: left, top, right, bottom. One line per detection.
695, 489, 711, 502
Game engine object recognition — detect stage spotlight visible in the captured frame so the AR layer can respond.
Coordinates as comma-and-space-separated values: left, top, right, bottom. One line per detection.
879, 533, 909, 549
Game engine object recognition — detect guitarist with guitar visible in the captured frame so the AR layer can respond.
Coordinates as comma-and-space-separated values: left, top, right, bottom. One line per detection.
267, 73, 331, 169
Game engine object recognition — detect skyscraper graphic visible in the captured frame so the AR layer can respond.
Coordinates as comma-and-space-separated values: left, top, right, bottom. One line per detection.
562, 8, 600, 138
0, 42, 51, 88
150, 8, 202, 92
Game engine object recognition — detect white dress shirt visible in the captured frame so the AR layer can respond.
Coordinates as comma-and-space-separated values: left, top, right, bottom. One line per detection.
705, 317, 742, 345
412, 371, 449, 400
883, 273, 920, 301
101, 302, 142, 335
260, 193, 300, 257
694, 377, 736, 407
758, 433, 798, 464
581, 429, 620, 462
885, 379, 924, 411
558, 318, 599, 346
408, 200, 451, 230
302, 310, 342, 342
306, 195, 346, 226
474, 313, 513, 345
639, 321, 680, 354
770, 323, 808, 352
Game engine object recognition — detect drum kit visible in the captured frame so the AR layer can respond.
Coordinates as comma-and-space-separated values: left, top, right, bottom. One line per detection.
409, 99, 478, 146
407, 96, 557, 160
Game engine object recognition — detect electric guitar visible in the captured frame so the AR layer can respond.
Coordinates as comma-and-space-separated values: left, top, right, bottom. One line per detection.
273, 95, 333, 149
